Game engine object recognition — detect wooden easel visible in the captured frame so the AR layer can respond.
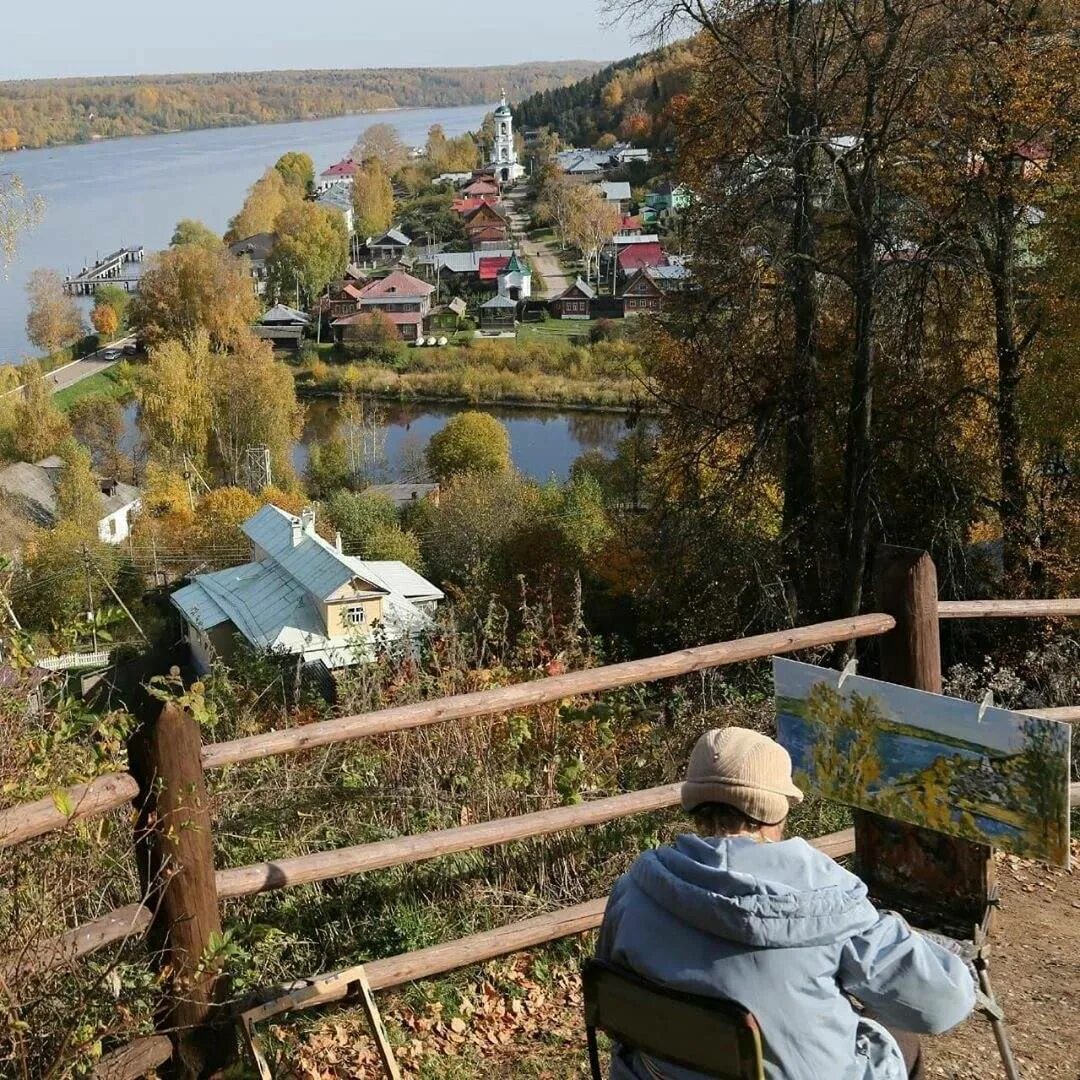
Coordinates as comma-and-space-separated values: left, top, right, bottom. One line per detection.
863, 548, 1018, 1078
240, 964, 402, 1080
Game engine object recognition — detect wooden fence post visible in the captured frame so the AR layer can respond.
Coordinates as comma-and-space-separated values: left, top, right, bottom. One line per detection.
855, 545, 994, 930
129, 702, 235, 1077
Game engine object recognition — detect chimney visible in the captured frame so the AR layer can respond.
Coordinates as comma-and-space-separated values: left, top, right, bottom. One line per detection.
301, 507, 316, 536
335, 531, 344, 554
291, 516, 303, 547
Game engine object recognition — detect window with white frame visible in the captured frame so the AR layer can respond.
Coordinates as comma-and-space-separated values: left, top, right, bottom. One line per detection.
345, 606, 366, 626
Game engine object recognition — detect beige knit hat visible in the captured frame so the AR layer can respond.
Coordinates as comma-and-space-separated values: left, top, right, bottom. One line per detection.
681, 727, 804, 825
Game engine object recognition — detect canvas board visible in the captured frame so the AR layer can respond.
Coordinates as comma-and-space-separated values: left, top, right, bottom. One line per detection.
774, 659, 1071, 868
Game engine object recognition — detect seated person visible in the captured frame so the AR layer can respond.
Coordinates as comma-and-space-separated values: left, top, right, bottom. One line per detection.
596, 727, 975, 1080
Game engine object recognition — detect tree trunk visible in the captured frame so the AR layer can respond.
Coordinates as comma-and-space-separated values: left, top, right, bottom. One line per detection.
780, 98, 822, 621
988, 193, 1027, 588
839, 199, 877, 622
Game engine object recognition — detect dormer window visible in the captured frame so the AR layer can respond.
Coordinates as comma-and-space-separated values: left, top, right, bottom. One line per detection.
345, 606, 366, 626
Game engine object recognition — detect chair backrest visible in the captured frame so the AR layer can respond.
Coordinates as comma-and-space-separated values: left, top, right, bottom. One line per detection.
582, 959, 765, 1080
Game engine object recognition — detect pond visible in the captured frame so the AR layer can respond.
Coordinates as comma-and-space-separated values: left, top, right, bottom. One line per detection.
297, 399, 638, 483
121, 399, 642, 484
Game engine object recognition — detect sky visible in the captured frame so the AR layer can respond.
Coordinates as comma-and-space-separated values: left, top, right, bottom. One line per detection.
2, 1, 646, 81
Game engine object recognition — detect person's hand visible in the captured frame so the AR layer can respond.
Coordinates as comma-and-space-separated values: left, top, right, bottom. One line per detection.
917, 929, 980, 989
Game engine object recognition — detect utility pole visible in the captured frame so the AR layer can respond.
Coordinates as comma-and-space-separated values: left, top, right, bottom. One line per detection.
82, 545, 98, 651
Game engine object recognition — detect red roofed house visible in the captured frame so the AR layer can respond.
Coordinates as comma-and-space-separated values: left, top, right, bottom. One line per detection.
462, 178, 501, 199
478, 256, 512, 286
464, 203, 511, 249
452, 195, 497, 216
618, 215, 644, 236
618, 242, 667, 275
320, 158, 358, 187
333, 270, 435, 345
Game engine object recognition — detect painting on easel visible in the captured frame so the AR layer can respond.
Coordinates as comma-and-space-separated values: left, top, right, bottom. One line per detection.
774, 659, 1071, 868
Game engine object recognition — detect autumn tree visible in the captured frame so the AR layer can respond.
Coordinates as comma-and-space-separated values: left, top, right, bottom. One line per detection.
426, 412, 513, 482
267, 202, 349, 306
135, 330, 213, 468
91, 302, 119, 340
130, 244, 259, 349
274, 151, 315, 195
325, 490, 423, 566
54, 438, 103, 535
565, 184, 621, 284
208, 334, 305, 485
69, 395, 128, 479
352, 162, 395, 239
535, 174, 576, 249
93, 284, 130, 330
25, 269, 84, 356
8, 362, 69, 462
171, 218, 223, 250
225, 167, 293, 243
353, 123, 407, 173
1, 173, 43, 271
917, 0, 1076, 589
426, 124, 450, 170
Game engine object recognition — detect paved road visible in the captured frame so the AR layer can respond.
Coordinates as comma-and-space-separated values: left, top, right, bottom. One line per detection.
4, 336, 136, 398
505, 188, 572, 300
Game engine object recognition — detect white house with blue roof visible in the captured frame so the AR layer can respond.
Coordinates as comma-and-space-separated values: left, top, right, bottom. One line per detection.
171, 505, 443, 675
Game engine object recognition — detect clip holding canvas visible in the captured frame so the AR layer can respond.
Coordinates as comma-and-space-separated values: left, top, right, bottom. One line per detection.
837, 658, 858, 689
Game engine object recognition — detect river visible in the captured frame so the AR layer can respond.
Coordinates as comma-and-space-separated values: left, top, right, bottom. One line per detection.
0, 103, 490, 363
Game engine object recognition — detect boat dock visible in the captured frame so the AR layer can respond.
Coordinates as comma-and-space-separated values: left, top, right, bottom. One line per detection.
63, 246, 145, 295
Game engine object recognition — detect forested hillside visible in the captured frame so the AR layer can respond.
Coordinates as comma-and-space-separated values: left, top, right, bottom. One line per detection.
0, 62, 602, 150
514, 42, 696, 147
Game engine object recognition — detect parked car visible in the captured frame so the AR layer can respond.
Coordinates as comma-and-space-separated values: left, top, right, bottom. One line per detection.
102, 349, 122, 361
122, 344, 138, 356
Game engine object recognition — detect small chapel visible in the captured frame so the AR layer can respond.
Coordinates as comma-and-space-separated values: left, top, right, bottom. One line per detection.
490, 92, 525, 184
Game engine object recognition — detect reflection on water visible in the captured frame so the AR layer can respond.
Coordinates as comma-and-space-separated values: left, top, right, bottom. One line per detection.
122, 398, 643, 484
296, 399, 643, 482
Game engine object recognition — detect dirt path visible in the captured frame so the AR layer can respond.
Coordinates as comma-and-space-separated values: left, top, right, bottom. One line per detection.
504, 187, 571, 300
925, 845, 1080, 1078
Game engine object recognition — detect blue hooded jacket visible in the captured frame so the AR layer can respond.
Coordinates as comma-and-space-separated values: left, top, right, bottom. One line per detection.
596, 834, 975, 1080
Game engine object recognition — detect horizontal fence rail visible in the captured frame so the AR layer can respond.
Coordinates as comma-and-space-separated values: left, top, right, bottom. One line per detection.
244, 827, 859, 1025
938, 599, 1080, 618
4, 583, 1077, 1079
1020, 706, 1080, 722
217, 784, 684, 900
203, 615, 898, 770
0, 903, 152, 983
0, 772, 138, 849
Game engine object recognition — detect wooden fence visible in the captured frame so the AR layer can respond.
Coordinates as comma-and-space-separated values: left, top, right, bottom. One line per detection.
2, 549, 1078, 1079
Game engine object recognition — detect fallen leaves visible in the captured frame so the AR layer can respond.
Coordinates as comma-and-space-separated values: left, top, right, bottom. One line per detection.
274, 954, 587, 1078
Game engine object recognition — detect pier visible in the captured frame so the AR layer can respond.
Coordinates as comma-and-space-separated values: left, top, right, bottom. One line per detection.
63, 246, 145, 295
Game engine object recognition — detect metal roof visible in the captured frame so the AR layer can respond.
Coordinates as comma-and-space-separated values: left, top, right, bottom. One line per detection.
428, 249, 515, 274
0, 461, 139, 526
599, 181, 632, 202
555, 277, 596, 301
173, 504, 442, 667
260, 304, 311, 326
481, 294, 518, 309
371, 227, 412, 247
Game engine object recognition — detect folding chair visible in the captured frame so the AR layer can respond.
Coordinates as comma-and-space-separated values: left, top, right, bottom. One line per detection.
582, 959, 766, 1080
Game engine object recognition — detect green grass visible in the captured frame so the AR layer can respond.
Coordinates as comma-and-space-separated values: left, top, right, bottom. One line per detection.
516, 320, 600, 342
54, 366, 130, 411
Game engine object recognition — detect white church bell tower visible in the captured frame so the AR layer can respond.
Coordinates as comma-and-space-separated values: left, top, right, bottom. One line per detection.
491, 91, 525, 184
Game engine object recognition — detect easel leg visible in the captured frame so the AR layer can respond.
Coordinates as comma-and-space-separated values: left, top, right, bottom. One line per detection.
238, 1015, 274, 1080
354, 966, 403, 1080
